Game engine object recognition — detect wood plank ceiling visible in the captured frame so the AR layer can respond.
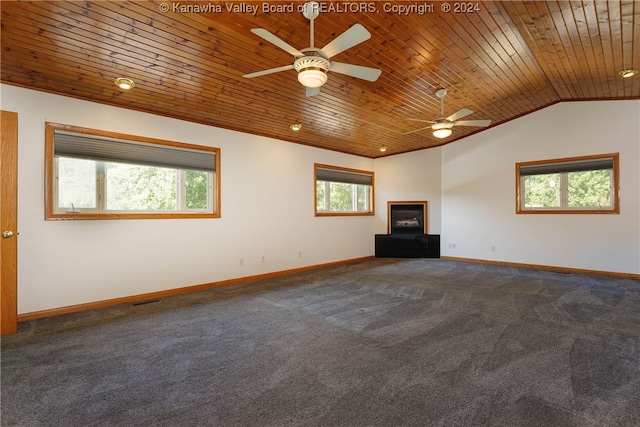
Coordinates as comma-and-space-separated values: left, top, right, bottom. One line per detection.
2, 1, 639, 158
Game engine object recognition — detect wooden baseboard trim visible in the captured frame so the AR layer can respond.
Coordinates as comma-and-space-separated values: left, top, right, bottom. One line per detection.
440, 256, 640, 279
18, 256, 374, 322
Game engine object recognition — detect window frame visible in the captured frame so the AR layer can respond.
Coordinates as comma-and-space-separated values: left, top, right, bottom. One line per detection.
45, 122, 221, 220
314, 163, 374, 217
515, 153, 619, 214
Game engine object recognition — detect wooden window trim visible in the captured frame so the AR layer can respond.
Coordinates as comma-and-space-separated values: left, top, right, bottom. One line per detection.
515, 153, 620, 214
314, 163, 375, 217
45, 122, 221, 220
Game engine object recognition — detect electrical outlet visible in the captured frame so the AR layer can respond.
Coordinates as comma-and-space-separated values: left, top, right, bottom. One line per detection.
491, 245, 496, 252
449, 243, 457, 249
239, 258, 244, 266
261, 256, 265, 263
298, 251, 302, 258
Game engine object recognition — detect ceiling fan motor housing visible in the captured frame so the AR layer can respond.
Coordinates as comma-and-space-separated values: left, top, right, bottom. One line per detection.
432, 120, 454, 130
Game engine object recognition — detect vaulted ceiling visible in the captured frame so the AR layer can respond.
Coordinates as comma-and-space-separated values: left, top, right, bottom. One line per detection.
2, 1, 639, 158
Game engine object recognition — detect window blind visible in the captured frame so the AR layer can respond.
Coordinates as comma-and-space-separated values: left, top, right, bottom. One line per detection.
519, 157, 613, 176
316, 167, 372, 186
54, 131, 216, 172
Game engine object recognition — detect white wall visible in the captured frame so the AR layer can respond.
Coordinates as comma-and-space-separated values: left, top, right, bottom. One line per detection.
3, 84, 638, 315
1, 85, 375, 314
440, 100, 640, 274
373, 148, 442, 234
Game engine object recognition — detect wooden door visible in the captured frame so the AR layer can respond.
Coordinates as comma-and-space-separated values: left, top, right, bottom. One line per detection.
1, 110, 18, 335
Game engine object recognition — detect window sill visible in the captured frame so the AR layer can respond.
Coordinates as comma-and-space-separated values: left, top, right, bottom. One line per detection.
46, 212, 220, 220
315, 212, 374, 217
516, 208, 619, 214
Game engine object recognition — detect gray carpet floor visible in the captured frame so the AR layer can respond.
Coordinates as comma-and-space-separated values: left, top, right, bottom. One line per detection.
2, 258, 640, 426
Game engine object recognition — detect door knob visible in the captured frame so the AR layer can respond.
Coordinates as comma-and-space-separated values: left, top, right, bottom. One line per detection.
2, 231, 14, 238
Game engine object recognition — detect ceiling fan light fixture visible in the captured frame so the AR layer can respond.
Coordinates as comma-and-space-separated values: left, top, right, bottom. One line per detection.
114, 77, 135, 90
431, 122, 453, 138
294, 56, 330, 88
619, 69, 638, 78
433, 128, 452, 138
297, 69, 328, 88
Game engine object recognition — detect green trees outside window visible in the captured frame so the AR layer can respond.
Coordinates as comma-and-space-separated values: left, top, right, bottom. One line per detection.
316, 181, 370, 212
57, 159, 212, 213
523, 170, 612, 209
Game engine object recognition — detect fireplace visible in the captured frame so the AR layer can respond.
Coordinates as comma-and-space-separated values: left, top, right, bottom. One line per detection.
377, 201, 438, 258
387, 201, 427, 234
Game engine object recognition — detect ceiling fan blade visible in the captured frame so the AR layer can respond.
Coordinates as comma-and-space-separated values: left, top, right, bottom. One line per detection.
320, 24, 371, 59
329, 62, 381, 82
243, 64, 295, 79
406, 118, 436, 124
446, 108, 473, 122
306, 87, 320, 97
454, 119, 492, 127
250, 28, 304, 56
402, 125, 433, 135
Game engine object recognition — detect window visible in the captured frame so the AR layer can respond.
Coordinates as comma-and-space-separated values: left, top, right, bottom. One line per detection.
315, 164, 374, 216
45, 123, 220, 220
516, 153, 619, 214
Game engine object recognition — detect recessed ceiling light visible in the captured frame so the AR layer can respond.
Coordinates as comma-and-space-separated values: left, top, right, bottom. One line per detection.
114, 77, 135, 89
290, 123, 302, 131
379, 146, 387, 152
618, 69, 638, 78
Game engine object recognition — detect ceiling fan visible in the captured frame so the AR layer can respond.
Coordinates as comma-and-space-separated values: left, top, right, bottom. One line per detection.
243, 1, 382, 97
404, 89, 491, 138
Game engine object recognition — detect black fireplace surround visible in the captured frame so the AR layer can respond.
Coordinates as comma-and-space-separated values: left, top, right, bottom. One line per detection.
375, 201, 440, 258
